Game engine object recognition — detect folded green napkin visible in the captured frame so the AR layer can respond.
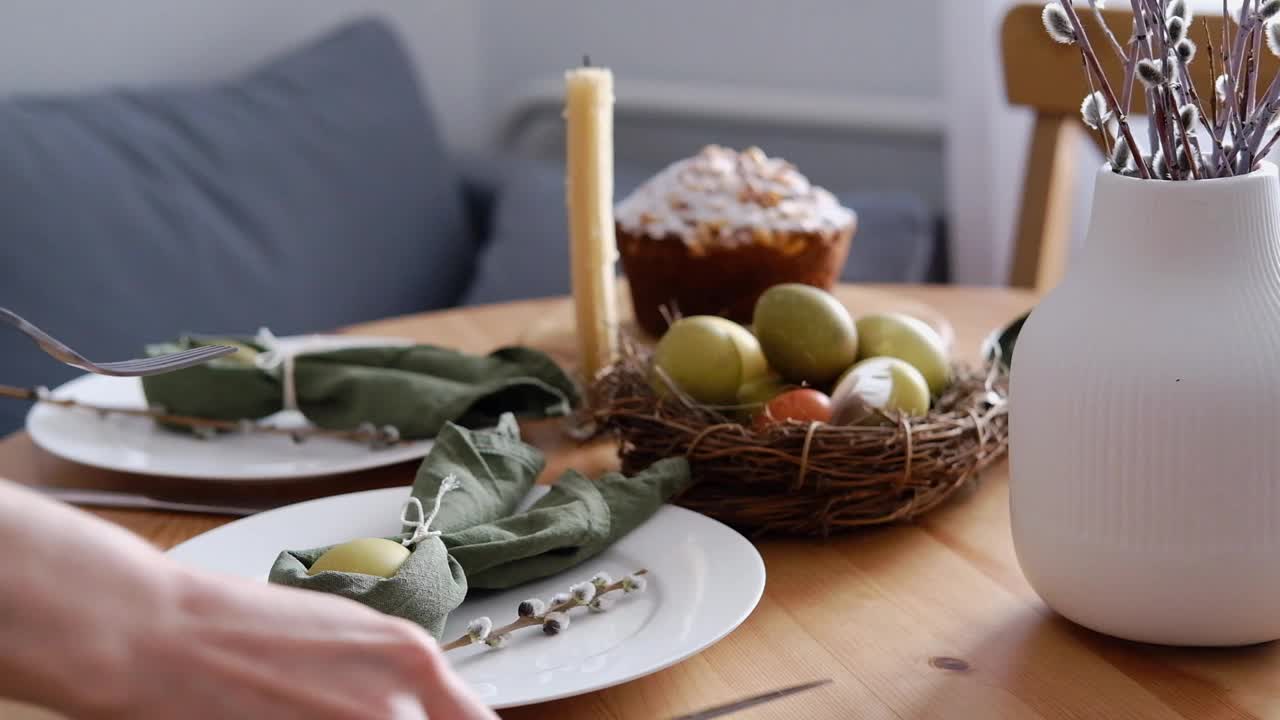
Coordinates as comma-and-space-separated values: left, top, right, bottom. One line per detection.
268, 414, 692, 638
140, 336, 579, 439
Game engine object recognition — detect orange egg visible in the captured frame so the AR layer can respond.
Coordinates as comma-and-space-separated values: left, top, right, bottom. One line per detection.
755, 389, 833, 430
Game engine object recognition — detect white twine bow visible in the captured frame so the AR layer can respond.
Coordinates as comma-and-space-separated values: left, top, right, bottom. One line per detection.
252, 329, 415, 413
399, 474, 460, 546
253, 328, 300, 412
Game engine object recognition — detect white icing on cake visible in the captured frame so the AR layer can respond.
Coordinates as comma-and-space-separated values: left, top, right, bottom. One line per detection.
615, 145, 855, 243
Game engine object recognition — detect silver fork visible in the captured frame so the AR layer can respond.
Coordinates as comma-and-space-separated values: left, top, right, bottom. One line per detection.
1, 307, 237, 377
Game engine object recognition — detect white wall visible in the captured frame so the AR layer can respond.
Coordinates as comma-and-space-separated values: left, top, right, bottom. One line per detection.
468, 0, 942, 148
942, 0, 1033, 286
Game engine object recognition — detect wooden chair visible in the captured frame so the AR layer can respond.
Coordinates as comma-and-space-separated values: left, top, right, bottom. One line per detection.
1000, 4, 1275, 290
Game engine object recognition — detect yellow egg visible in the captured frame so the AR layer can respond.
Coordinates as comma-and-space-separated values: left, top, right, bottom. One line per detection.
854, 313, 951, 394
831, 356, 931, 424
308, 538, 410, 578
653, 316, 768, 405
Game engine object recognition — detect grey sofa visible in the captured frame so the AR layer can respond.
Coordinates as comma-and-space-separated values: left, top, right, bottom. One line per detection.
0, 19, 938, 434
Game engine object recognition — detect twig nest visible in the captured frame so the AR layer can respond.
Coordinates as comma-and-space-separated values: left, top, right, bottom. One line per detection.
592, 346, 1010, 536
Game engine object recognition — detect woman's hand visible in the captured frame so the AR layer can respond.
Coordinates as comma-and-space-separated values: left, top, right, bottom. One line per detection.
105, 570, 496, 720
0, 481, 495, 720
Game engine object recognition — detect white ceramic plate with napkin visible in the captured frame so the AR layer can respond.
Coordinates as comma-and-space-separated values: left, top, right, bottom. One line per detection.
25, 335, 433, 481
167, 485, 766, 709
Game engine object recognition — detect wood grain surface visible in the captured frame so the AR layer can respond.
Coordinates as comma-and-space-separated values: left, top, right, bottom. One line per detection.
9, 286, 1272, 720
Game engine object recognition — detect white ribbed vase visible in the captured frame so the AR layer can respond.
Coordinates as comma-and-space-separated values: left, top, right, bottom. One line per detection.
1010, 162, 1280, 646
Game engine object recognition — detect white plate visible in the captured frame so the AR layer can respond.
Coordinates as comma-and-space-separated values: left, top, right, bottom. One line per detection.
25, 335, 433, 481
168, 487, 766, 709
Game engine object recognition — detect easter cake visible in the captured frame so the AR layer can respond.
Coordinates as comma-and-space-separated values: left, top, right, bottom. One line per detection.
615, 145, 856, 335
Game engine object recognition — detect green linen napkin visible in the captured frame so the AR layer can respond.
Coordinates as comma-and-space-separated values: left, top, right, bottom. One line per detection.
139, 336, 579, 439
268, 414, 692, 638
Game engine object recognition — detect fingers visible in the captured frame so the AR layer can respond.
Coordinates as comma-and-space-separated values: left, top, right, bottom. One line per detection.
180, 573, 496, 719
386, 692, 430, 720
418, 669, 498, 720
392, 623, 498, 720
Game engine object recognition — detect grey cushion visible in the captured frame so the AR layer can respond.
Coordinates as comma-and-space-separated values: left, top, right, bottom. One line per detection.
464, 157, 936, 306
0, 19, 472, 433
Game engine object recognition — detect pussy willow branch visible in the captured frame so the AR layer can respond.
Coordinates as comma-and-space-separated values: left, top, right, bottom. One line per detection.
1080, 52, 1115, 157
1153, 86, 1179, 175
1219, 2, 1245, 142
1230, 1, 1256, 144
1142, 0, 1168, 66
1209, 15, 1240, 174
439, 570, 648, 653
1121, 36, 1142, 113
1178, 58, 1219, 167
1242, 70, 1280, 156
1193, 21, 1233, 170
1217, 0, 1235, 139
1081, 0, 1280, 178
1231, 0, 1256, 83
1131, 0, 1163, 154
1250, 15, 1265, 116
1138, 0, 1180, 173
1088, 0, 1128, 59
1174, 90, 1202, 178
1206, 21, 1223, 125
1240, 46, 1259, 170
1062, 0, 1152, 177
1121, 0, 1151, 114
1257, 123, 1280, 157
0, 383, 405, 447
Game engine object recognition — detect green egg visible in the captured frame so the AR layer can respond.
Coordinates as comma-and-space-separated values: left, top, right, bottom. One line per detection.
752, 284, 858, 385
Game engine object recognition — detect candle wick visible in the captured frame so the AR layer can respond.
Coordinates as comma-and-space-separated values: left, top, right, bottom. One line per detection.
582, 54, 591, 67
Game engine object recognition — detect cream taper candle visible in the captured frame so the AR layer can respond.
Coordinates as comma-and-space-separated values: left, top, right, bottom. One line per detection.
565, 64, 619, 383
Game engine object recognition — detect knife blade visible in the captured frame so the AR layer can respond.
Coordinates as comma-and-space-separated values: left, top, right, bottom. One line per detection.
35, 487, 264, 516
667, 678, 833, 720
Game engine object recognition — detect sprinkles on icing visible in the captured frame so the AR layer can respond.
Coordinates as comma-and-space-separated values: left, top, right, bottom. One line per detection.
615, 145, 855, 244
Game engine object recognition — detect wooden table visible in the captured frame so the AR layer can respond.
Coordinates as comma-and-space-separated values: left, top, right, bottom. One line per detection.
7, 285, 1278, 720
